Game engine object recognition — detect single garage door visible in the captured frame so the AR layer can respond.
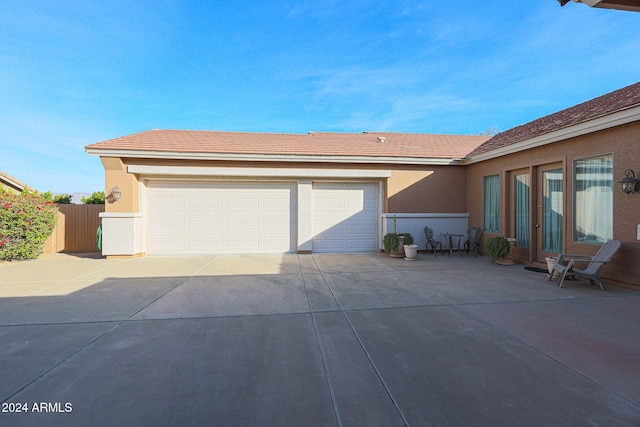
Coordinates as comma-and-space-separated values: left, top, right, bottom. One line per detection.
147, 182, 296, 255
312, 182, 379, 253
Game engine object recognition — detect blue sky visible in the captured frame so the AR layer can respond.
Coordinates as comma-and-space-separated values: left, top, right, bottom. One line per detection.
1, 1, 638, 194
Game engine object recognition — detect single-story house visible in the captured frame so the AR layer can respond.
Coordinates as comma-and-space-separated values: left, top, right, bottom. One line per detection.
85, 131, 489, 257
86, 81, 640, 289
0, 170, 28, 194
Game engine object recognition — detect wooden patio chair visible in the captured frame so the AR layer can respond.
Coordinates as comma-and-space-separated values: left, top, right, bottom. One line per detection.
548, 239, 621, 291
464, 227, 483, 256
424, 227, 442, 257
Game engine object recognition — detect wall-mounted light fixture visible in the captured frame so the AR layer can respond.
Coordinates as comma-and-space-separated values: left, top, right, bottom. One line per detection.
107, 186, 122, 203
619, 169, 640, 195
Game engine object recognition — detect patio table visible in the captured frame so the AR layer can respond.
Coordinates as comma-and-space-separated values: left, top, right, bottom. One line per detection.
443, 233, 464, 257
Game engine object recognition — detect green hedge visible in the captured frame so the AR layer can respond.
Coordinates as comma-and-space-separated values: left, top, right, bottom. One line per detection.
0, 191, 58, 261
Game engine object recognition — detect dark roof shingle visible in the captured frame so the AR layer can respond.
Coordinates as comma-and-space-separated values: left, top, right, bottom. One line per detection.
468, 81, 640, 157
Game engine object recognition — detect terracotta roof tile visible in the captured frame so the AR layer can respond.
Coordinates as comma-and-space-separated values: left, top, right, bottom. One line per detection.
469, 81, 640, 157
86, 130, 489, 160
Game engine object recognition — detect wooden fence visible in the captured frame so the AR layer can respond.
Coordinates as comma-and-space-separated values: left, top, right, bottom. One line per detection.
43, 204, 105, 254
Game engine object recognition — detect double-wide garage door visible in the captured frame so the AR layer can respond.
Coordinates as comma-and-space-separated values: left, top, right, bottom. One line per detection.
147, 182, 296, 255
147, 181, 379, 255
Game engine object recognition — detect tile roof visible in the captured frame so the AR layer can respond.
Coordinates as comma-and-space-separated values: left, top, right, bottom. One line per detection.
86, 130, 489, 160
468, 81, 640, 157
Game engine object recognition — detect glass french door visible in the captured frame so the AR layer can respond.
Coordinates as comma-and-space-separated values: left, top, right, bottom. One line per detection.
510, 170, 530, 260
536, 164, 563, 262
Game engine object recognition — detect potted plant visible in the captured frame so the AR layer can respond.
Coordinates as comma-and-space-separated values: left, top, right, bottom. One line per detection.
383, 232, 404, 257
383, 216, 414, 258
485, 236, 514, 265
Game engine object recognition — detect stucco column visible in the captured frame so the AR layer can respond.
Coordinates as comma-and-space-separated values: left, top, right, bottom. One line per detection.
297, 180, 313, 252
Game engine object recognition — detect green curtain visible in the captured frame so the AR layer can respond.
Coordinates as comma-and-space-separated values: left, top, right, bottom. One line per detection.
543, 169, 563, 253
483, 175, 500, 233
514, 174, 530, 248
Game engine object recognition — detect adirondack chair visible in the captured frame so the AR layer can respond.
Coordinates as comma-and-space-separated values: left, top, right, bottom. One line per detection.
424, 227, 443, 257
549, 239, 621, 291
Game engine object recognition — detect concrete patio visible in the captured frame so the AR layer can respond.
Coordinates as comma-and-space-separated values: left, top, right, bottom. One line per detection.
1, 253, 639, 426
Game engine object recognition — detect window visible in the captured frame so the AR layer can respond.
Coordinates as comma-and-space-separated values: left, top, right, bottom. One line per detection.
483, 174, 500, 233
514, 173, 530, 248
574, 154, 613, 243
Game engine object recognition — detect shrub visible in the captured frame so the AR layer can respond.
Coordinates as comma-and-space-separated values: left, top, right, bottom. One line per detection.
382, 215, 415, 253
53, 193, 73, 204
399, 232, 414, 245
0, 191, 58, 261
485, 236, 511, 259
33, 190, 72, 204
82, 191, 105, 204
383, 232, 401, 253
383, 232, 414, 253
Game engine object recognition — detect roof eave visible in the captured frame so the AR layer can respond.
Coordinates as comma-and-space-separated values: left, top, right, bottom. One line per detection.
84, 148, 465, 166
575, 0, 640, 12
0, 174, 27, 192
464, 105, 640, 164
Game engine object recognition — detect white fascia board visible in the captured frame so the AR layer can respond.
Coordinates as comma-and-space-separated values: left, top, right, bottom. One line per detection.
85, 148, 460, 166
466, 106, 640, 164
127, 165, 392, 179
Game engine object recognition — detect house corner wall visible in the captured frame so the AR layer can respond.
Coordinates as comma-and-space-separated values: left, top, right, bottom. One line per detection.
384, 166, 470, 251
101, 157, 139, 213
100, 157, 144, 257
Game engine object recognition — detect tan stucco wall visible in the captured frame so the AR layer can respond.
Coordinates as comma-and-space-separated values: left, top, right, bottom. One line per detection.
101, 157, 139, 213
387, 165, 467, 213
467, 121, 640, 288
111, 158, 466, 214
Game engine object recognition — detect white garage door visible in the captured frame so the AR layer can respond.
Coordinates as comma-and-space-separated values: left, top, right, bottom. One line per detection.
312, 183, 379, 253
147, 182, 296, 255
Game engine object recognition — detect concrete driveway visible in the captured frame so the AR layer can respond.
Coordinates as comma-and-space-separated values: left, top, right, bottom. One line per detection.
1, 253, 640, 426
